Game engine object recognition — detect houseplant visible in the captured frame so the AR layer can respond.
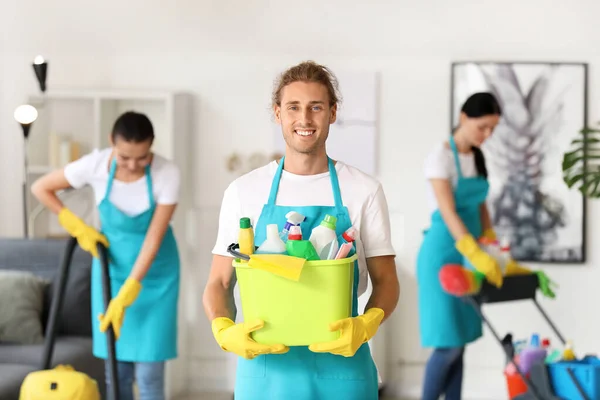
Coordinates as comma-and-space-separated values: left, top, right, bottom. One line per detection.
563, 124, 600, 197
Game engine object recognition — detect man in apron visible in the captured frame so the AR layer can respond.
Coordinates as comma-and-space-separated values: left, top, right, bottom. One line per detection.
203, 60, 400, 400
31, 111, 180, 400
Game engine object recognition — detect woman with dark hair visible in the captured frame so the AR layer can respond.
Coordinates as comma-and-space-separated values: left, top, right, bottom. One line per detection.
416, 92, 504, 399
31, 111, 180, 400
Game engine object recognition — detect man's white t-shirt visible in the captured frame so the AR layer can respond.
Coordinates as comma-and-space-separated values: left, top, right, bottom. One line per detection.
63, 148, 181, 216
423, 141, 478, 213
212, 160, 396, 297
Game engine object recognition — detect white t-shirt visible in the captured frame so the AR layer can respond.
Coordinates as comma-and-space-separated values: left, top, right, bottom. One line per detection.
424, 141, 477, 213
64, 148, 180, 216
212, 160, 396, 297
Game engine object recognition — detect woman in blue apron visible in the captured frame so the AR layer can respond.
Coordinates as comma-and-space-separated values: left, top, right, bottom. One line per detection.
416, 92, 503, 400
31, 111, 180, 400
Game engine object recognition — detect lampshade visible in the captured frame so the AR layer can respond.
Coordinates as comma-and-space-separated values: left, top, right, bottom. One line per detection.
32, 55, 48, 92
14, 105, 38, 125
14, 105, 38, 140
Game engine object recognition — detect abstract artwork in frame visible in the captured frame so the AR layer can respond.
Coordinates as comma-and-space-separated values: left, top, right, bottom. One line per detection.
450, 62, 587, 263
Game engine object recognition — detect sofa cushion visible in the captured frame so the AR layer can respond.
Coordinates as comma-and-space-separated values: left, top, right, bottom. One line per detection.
46, 264, 92, 337
0, 270, 50, 345
0, 363, 38, 399
0, 238, 92, 337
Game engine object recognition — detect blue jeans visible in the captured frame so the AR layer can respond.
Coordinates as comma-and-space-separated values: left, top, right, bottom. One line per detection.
105, 361, 165, 400
422, 347, 465, 400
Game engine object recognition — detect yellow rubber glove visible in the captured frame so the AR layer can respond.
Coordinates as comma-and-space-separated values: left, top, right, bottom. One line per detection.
309, 308, 384, 357
98, 278, 142, 339
58, 208, 109, 258
456, 234, 503, 288
505, 259, 532, 276
211, 318, 289, 359
481, 228, 497, 241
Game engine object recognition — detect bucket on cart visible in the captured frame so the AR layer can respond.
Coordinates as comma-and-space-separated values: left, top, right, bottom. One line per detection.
548, 356, 600, 399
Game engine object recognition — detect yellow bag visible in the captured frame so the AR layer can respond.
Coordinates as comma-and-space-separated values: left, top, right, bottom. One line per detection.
19, 364, 100, 400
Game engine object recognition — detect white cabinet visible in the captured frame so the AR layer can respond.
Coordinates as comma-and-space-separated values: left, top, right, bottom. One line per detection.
26, 88, 194, 398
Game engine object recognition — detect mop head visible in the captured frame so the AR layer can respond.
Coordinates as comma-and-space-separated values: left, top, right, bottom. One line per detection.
439, 265, 483, 296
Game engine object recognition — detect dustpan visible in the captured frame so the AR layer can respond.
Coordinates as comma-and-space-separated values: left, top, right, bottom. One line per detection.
227, 243, 306, 281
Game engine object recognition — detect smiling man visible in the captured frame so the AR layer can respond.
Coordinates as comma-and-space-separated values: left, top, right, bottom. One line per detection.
203, 60, 400, 400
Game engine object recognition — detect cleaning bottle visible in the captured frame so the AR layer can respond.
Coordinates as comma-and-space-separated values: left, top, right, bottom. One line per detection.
543, 338, 562, 363
562, 340, 576, 361
519, 333, 547, 374
309, 214, 339, 260
285, 226, 320, 261
256, 224, 287, 254
498, 237, 512, 274
335, 227, 357, 259
238, 217, 254, 262
288, 225, 302, 241
279, 211, 306, 242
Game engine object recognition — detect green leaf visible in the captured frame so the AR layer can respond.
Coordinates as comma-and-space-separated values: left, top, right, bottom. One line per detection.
563, 124, 600, 198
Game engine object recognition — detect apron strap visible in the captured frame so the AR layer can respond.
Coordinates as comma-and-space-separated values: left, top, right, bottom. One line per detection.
267, 157, 285, 205
266, 156, 345, 212
328, 157, 345, 213
449, 136, 464, 180
103, 157, 118, 201
145, 164, 155, 208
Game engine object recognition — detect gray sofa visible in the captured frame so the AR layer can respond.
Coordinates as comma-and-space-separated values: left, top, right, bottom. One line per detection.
0, 238, 105, 400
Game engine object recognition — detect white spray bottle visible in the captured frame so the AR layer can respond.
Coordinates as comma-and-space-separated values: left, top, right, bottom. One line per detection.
279, 211, 306, 243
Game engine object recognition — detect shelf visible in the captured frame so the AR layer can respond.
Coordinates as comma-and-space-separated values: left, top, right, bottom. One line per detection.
28, 165, 54, 174
24, 88, 192, 243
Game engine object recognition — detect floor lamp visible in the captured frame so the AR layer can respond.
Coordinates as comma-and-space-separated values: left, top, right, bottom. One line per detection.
14, 104, 38, 238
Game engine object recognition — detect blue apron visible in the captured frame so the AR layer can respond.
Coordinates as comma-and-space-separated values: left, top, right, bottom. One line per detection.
91, 158, 180, 362
234, 157, 379, 400
416, 137, 489, 348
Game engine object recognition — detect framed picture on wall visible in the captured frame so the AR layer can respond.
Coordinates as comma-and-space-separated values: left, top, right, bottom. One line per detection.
450, 61, 588, 263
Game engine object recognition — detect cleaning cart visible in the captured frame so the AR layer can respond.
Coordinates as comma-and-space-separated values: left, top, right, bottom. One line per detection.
467, 274, 600, 400
21, 238, 120, 400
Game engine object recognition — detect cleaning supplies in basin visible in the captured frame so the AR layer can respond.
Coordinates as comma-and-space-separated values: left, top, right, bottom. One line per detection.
238, 217, 255, 261
335, 227, 357, 259
285, 226, 320, 261
257, 224, 287, 254
309, 214, 339, 260
279, 211, 306, 242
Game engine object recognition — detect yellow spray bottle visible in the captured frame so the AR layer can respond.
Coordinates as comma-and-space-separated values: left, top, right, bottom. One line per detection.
238, 217, 254, 262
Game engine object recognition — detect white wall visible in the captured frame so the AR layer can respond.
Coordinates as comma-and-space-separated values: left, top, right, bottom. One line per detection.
2, 1, 600, 398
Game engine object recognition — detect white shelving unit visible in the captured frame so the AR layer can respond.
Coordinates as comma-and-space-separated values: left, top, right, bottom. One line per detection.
25, 88, 194, 398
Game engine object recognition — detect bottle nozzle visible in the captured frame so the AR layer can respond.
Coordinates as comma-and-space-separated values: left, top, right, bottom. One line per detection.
285, 211, 306, 225
342, 227, 357, 242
